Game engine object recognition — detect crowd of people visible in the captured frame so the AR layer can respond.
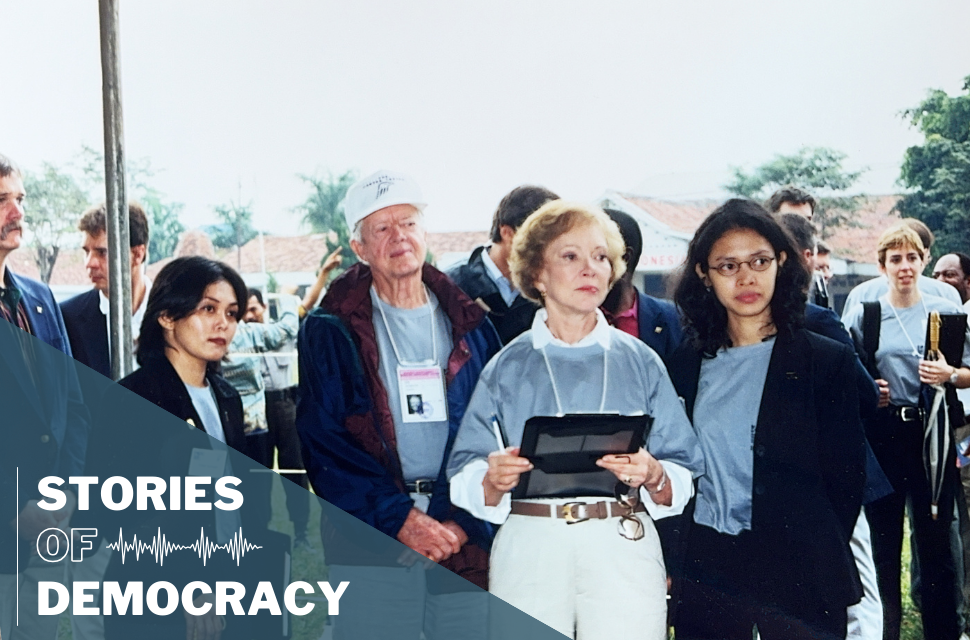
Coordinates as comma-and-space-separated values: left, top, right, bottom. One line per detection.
3, 150, 970, 640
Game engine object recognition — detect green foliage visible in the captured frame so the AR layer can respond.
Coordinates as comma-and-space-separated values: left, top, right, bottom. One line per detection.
212, 201, 258, 251
141, 193, 185, 264
266, 272, 279, 294
22, 164, 90, 283
897, 75, 970, 258
75, 145, 185, 263
725, 147, 867, 238
294, 170, 358, 266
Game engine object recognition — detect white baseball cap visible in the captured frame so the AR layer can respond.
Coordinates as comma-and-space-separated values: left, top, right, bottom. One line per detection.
343, 170, 427, 232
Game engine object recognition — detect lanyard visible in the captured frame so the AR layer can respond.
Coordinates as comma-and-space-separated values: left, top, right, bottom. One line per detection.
541, 346, 609, 416
373, 286, 438, 366
886, 295, 929, 358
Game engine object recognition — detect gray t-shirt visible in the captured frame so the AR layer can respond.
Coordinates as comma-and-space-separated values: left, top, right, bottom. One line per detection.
845, 295, 970, 406
693, 338, 774, 535
182, 381, 239, 543
371, 287, 454, 483
842, 274, 962, 320
184, 382, 226, 443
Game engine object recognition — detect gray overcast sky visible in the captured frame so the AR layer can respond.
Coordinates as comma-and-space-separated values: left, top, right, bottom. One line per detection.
4, 1, 969, 236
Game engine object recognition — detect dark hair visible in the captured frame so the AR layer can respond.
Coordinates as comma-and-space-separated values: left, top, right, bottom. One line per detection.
0, 153, 22, 179
78, 202, 150, 248
766, 186, 816, 215
246, 287, 264, 307
816, 241, 831, 256
955, 253, 970, 278
900, 218, 934, 252
604, 208, 643, 274
778, 212, 817, 254
137, 257, 248, 365
490, 185, 560, 243
674, 199, 808, 356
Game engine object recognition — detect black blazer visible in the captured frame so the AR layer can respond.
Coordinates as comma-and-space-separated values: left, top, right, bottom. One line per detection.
83, 354, 247, 543
667, 328, 866, 609
84, 355, 250, 638
117, 354, 246, 452
60, 289, 111, 378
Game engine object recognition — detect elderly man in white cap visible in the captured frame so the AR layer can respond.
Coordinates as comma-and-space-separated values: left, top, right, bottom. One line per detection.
296, 170, 501, 638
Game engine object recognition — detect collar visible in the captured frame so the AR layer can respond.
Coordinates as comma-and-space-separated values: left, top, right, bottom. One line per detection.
614, 299, 638, 321
531, 307, 612, 350
480, 247, 510, 286
99, 277, 153, 318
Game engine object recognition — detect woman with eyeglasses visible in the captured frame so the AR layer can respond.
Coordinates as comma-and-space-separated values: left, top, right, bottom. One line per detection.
843, 224, 970, 640
447, 201, 704, 640
667, 199, 867, 640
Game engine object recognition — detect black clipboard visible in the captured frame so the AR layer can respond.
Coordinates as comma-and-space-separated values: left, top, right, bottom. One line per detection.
511, 414, 652, 499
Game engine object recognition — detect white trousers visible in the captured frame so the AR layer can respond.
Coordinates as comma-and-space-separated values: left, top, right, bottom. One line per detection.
489, 510, 668, 640
328, 564, 489, 640
846, 511, 884, 640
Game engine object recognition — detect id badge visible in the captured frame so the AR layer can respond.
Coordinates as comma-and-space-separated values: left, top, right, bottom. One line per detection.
189, 448, 228, 477
398, 364, 447, 423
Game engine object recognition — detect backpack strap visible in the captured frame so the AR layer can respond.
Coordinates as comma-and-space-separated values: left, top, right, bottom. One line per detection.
862, 301, 881, 379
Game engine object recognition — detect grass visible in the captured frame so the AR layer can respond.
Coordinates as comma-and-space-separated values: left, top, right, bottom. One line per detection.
901, 518, 926, 640
54, 479, 930, 639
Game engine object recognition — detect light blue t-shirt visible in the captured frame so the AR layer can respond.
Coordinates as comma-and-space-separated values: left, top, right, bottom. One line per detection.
183, 381, 239, 543
844, 295, 970, 406
371, 287, 454, 483
693, 338, 775, 535
184, 382, 226, 443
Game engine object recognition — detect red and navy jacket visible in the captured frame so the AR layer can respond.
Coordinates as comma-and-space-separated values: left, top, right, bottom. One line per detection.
296, 262, 501, 577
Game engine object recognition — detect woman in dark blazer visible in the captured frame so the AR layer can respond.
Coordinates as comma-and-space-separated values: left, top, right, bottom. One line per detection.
87, 257, 250, 640
667, 199, 866, 640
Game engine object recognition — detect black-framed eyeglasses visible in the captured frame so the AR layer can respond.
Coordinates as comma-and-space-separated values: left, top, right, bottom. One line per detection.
614, 482, 645, 541
711, 256, 775, 277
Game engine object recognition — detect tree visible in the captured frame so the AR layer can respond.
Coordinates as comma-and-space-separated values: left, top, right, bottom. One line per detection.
725, 147, 866, 238
897, 76, 970, 258
141, 192, 185, 263
212, 200, 257, 268
76, 145, 186, 263
294, 170, 357, 266
22, 163, 90, 283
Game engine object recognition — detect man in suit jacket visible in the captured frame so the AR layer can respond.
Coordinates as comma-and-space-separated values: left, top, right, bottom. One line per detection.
0, 152, 89, 640
60, 202, 150, 379
446, 185, 559, 344
767, 187, 832, 308
601, 208, 683, 361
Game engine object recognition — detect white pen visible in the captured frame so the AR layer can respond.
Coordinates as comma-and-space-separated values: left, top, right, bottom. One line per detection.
491, 415, 507, 451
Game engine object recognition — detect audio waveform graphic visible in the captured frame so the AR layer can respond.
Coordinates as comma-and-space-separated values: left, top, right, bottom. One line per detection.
105, 527, 263, 567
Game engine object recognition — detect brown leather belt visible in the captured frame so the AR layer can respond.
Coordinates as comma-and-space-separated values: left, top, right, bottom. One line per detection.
511, 500, 646, 524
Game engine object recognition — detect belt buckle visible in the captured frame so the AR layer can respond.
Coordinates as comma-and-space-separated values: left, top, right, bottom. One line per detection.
561, 502, 589, 524
411, 479, 433, 494
901, 407, 921, 422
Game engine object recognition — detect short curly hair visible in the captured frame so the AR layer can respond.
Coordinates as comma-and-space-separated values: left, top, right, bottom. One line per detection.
510, 201, 626, 305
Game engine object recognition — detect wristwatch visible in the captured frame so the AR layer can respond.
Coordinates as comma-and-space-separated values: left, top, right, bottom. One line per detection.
950, 369, 960, 385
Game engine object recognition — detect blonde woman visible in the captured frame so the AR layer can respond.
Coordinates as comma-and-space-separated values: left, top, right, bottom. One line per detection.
448, 201, 703, 639
844, 224, 970, 640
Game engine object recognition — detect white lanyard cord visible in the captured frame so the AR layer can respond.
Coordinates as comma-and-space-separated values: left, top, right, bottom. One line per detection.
887, 295, 929, 358
373, 286, 438, 366
541, 346, 608, 416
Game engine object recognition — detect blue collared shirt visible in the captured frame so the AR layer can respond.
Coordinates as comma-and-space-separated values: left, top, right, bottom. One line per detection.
480, 247, 519, 308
